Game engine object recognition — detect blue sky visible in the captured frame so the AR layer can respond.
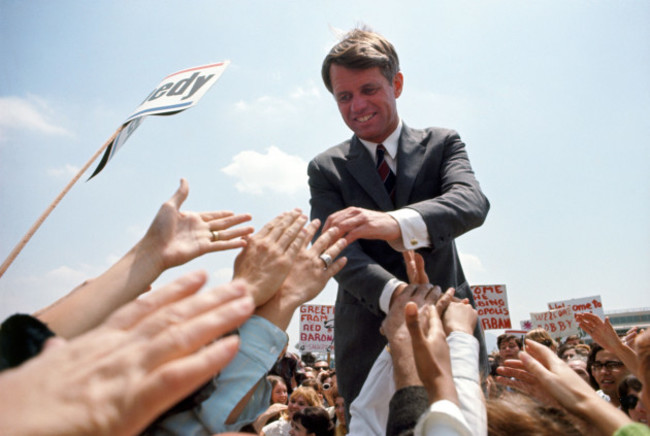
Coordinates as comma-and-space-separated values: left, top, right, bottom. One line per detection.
1, 0, 649, 352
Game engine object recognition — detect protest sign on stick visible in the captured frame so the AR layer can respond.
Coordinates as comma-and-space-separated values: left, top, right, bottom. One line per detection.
471, 284, 512, 330
0, 62, 230, 279
297, 304, 335, 353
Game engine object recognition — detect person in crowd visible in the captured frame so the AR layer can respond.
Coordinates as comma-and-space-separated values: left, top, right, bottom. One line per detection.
497, 333, 522, 363
0, 271, 254, 436
253, 376, 290, 433
301, 378, 326, 407
575, 343, 592, 357
618, 375, 648, 424
567, 356, 591, 384
34, 178, 254, 339
587, 343, 630, 407
318, 370, 336, 408
290, 407, 335, 436
497, 339, 648, 436
314, 360, 330, 373
486, 392, 583, 436
388, 290, 485, 436
307, 26, 490, 416
331, 387, 348, 436
262, 386, 322, 436
578, 312, 639, 377
271, 375, 290, 406
558, 343, 579, 361
526, 328, 558, 353
564, 334, 583, 346
270, 349, 302, 396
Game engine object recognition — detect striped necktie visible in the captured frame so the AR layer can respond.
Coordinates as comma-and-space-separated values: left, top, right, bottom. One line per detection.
376, 144, 396, 203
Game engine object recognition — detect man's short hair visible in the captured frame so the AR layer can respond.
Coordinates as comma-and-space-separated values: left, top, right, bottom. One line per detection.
321, 28, 400, 93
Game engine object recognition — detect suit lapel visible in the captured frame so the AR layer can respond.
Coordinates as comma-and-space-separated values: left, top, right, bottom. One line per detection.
346, 137, 394, 211
395, 124, 426, 208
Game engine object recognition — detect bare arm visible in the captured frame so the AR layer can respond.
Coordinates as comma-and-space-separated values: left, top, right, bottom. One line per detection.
0, 271, 254, 436
35, 179, 253, 338
499, 340, 631, 436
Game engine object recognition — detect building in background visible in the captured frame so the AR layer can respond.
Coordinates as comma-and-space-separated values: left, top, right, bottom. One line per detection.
606, 307, 650, 335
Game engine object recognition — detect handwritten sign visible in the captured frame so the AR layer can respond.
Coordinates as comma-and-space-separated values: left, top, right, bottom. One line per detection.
547, 295, 604, 318
471, 284, 512, 330
297, 304, 335, 353
530, 307, 579, 336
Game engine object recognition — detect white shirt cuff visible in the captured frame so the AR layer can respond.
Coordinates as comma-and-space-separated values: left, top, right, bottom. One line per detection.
414, 399, 472, 436
387, 208, 431, 251
379, 278, 406, 314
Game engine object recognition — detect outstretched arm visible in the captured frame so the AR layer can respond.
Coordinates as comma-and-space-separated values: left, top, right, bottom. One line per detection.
576, 312, 639, 376
0, 270, 254, 436
35, 178, 254, 338
498, 339, 631, 436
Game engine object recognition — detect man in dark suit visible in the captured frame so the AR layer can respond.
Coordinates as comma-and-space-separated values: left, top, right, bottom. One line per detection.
307, 28, 490, 415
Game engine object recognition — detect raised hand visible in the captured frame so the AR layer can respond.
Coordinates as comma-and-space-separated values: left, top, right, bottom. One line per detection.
254, 220, 347, 331
405, 302, 458, 405
0, 271, 254, 436
232, 209, 308, 306
497, 339, 631, 436
321, 206, 401, 245
143, 178, 254, 271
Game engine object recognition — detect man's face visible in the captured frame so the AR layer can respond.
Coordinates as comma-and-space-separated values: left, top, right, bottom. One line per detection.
499, 339, 520, 361
329, 65, 403, 144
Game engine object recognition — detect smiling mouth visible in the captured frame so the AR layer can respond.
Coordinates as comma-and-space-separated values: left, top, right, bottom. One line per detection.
356, 113, 375, 123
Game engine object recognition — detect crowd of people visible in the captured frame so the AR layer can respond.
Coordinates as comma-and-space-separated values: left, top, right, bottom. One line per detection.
1, 26, 649, 436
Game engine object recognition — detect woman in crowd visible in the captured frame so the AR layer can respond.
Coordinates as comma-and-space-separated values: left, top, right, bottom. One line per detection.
290, 407, 335, 436
261, 386, 321, 436
618, 375, 648, 424
253, 376, 290, 432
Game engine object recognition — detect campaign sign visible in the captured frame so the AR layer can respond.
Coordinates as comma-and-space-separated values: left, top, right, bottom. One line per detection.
471, 284, 512, 330
547, 295, 605, 319
125, 61, 230, 122
298, 304, 335, 353
530, 306, 579, 337
90, 62, 230, 178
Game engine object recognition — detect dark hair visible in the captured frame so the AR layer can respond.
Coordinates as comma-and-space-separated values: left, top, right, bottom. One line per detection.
587, 343, 603, 389
497, 334, 522, 350
618, 375, 643, 414
321, 27, 400, 94
292, 406, 335, 436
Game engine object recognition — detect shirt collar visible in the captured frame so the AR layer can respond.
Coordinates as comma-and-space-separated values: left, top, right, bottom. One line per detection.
358, 119, 403, 159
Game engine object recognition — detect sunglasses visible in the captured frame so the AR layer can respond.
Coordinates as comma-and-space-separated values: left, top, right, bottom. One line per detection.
621, 394, 639, 410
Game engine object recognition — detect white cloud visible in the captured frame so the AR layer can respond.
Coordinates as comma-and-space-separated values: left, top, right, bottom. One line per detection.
221, 146, 308, 196
459, 252, 486, 277
233, 82, 321, 116
0, 95, 72, 140
47, 163, 80, 178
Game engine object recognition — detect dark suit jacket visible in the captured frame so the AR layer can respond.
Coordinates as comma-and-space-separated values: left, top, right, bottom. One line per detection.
307, 124, 490, 409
